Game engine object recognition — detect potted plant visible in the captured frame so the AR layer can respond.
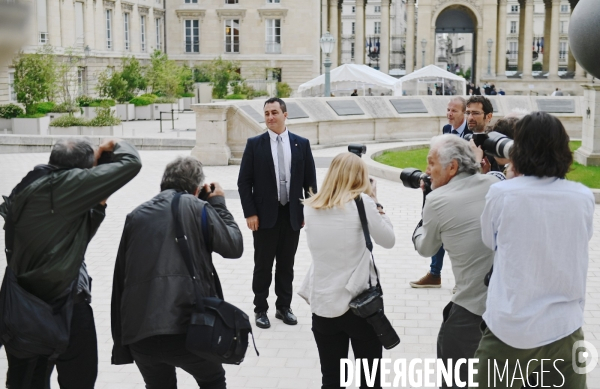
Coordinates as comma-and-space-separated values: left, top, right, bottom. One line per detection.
178, 64, 194, 110
47, 114, 87, 136
98, 57, 147, 121
152, 96, 178, 120
130, 94, 156, 120
0, 104, 24, 132
45, 102, 81, 120
146, 50, 180, 119
49, 106, 122, 136
78, 96, 117, 120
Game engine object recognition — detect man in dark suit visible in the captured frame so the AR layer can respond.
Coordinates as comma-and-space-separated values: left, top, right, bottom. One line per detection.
410, 96, 470, 289
238, 97, 317, 329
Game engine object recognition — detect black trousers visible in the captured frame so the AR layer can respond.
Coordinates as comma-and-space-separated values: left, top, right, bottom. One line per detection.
312, 311, 382, 389
436, 302, 482, 389
5, 301, 98, 389
129, 334, 226, 389
252, 203, 300, 313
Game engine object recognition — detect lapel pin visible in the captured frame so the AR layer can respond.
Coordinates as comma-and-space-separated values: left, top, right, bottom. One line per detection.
295, 144, 298, 146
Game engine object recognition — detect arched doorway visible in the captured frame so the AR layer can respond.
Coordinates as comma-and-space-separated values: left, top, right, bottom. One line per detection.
435, 6, 478, 84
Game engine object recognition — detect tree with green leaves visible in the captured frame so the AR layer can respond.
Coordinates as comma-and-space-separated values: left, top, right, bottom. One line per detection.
178, 64, 194, 95
13, 47, 57, 114
121, 56, 147, 99
97, 69, 129, 103
207, 57, 242, 98
145, 50, 180, 97
55, 47, 84, 108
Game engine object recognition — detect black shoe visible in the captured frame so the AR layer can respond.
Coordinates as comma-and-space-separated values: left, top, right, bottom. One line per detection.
255, 312, 270, 329
275, 307, 297, 325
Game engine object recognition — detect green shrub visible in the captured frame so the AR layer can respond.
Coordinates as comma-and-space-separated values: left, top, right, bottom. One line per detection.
154, 96, 178, 104
225, 94, 247, 100
130, 96, 155, 106
532, 62, 543, 71
51, 102, 79, 113
76, 95, 95, 107
49, 115, 87, 127
89, 99, 116, 107
17, 113, 46, 118
276, 82, 292, 98
32, 102, 56, 114
253, 90, 269, 97
181, 92, 195, 98
0, 104, 25, 119
88, 106, 121, 126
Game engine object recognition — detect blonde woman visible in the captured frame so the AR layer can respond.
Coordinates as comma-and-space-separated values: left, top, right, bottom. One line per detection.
298, 153, 395, 389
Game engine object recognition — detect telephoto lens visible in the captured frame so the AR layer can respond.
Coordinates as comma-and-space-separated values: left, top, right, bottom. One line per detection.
366, 310, 401, 350
348, 144, 367, 158
400, 168, 432, 193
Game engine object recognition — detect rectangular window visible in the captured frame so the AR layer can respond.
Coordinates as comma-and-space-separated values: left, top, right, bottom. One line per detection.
185, 19, 199, 53
75, 1, 84, 47
374, 21, 381, 35
374, 5, 381, 13
351, 42, 355, 59
267, 0, 281, 3
156, 18, 162, 51
511, 5, 519, 12
106, 9, 112, 49
509, 41, 517, 60
560, 21, 567, 34
124, 13, 130, 51
561, 4, 569, 13
37, 0, 48, 44
510, 20, 517, 34
225, 0, 238, 3
352, 6, 355, 13
8, 72, 16, 102
266, 19, 281, 54
559, 42, 567, 60
225, 19, 240, 53
140, 16, 146, 52
352, 22, 355, 35
77, 67, 86, 96
185, 0, 198, 3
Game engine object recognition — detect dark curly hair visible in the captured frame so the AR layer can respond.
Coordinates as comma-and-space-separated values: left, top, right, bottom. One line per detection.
491, 116, 519, 139
511, 112, 572, 178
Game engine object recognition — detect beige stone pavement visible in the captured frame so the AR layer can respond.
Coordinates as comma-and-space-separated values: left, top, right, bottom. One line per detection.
0, 145, 599, 389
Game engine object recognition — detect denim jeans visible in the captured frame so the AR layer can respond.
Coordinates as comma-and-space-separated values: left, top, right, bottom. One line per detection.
430, 245, 445, 276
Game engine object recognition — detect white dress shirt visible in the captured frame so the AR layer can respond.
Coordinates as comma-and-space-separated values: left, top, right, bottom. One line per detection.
298, 194, 395, 318
481, 176, 594, 348
453, 119, 467, 137
267, 128, 291, 202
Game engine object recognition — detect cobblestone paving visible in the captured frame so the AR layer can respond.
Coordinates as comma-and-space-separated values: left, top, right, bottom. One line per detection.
0, 146, 599, 388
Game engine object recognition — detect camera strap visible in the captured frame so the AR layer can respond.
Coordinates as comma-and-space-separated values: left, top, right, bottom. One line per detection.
354, 197, 381, 290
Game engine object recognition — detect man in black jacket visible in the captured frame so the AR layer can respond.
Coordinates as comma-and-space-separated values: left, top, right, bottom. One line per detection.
237, 97, 317, 329
0, 138, 142, 389
111, 156, 243, 389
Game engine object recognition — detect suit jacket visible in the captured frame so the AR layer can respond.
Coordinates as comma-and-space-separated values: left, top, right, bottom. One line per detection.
442, 122, 472, 139
237, 131, 317, 231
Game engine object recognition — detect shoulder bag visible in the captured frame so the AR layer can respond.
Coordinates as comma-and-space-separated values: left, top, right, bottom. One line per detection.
171, 192, 258, 365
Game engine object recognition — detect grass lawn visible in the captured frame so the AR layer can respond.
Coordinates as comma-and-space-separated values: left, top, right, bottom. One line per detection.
373, 141, 600, 189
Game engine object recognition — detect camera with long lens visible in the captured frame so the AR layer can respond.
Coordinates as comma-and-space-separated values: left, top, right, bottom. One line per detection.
400, 168, 432, 195
348, 144, 367, 158
463, 131, 513, 160
349, 287, 400, 350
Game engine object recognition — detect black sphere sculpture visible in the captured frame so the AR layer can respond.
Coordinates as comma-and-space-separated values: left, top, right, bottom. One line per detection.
568, 0, 600, 79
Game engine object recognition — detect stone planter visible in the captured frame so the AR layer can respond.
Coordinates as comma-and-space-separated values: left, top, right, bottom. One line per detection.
12, 116, 51, 135
0, 118, 12, 132
183, 97, 193, 110
46, 111, 82, 121
178, 98, 185, 111
134, 105, 152, 120
49, 125, 123, 136
116, 104, 135, 121
82, 106, 117, 120
152, 103, 178, 120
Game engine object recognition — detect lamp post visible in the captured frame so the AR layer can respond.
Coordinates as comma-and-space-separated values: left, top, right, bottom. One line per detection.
487, 38, 493, 76
320, 32, 336, 97
421, 39, 427, 68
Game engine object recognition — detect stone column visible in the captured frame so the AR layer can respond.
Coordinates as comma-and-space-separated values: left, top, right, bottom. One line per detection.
60, 0, 74, 48
48, 0, 62, 47
355, 0, 366, 65
328, 0, 339, 68
542, 0, 552, 73
84, 0, 95, 49
517, 1, 526, 73
574, 85, 600, 166
546, 0, 561, 78
521, 0, 534, 77
496, 0, 508, 77
405, 0, 415, 73
380, 0, 390, 74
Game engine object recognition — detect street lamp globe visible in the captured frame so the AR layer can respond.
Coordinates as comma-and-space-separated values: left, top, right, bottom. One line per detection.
487, 38, 493, 49
320, 32, 336, 55
421, 39, 427, 50
84, 45, 91, 57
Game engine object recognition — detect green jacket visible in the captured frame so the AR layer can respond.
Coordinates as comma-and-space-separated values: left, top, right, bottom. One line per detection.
0, 142, 142, 301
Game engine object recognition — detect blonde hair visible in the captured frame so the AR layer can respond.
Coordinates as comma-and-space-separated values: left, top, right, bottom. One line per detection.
304, 152, 373, 210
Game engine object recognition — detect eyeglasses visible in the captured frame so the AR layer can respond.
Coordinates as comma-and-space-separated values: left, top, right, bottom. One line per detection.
465, 111, 484, 117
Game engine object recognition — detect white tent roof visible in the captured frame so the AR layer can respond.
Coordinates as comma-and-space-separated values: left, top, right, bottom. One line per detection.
297, 64, 403, 96
396, 64, 467, 95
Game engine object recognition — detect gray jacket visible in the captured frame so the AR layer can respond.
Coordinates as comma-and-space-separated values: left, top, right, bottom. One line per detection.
111, 190, 243, 364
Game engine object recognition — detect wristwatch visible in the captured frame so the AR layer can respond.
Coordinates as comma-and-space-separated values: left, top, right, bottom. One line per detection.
376, 203, 383, 209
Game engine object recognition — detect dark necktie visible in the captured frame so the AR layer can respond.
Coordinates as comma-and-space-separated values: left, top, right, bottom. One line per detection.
451, 130, 459, 135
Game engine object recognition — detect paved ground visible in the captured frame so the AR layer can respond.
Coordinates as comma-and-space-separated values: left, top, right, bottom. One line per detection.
0, 145, 599, 388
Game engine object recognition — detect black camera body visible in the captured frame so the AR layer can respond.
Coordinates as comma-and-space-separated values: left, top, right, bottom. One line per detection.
97, 151, 114, 165
400, 168, 432, 194
198, 184, 216, 201
464, 131, 513, 160
348, 144, 367, 158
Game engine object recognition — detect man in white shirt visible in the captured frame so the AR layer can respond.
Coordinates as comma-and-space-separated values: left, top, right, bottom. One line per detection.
473, 112, 594, 388
412, 135, 498, 387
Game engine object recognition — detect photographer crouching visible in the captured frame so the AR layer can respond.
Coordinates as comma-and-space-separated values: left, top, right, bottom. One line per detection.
410, 135, 500, 388
471, 112, 594, 388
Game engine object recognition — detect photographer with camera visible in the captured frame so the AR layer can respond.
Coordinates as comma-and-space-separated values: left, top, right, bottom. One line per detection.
111, 156, 243, 388
411, 135, 498, 388
298, 152, 396, 389
471, 112, 594, 388
0, 138, 141, 389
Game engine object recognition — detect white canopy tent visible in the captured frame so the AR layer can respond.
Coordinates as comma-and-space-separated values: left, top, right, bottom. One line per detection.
396, 65, 467, 96
297, 64, 403, 97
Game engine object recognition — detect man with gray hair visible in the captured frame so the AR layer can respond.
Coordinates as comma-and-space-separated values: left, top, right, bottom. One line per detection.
111, 156, 243, 389
411, 134, 498, 387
